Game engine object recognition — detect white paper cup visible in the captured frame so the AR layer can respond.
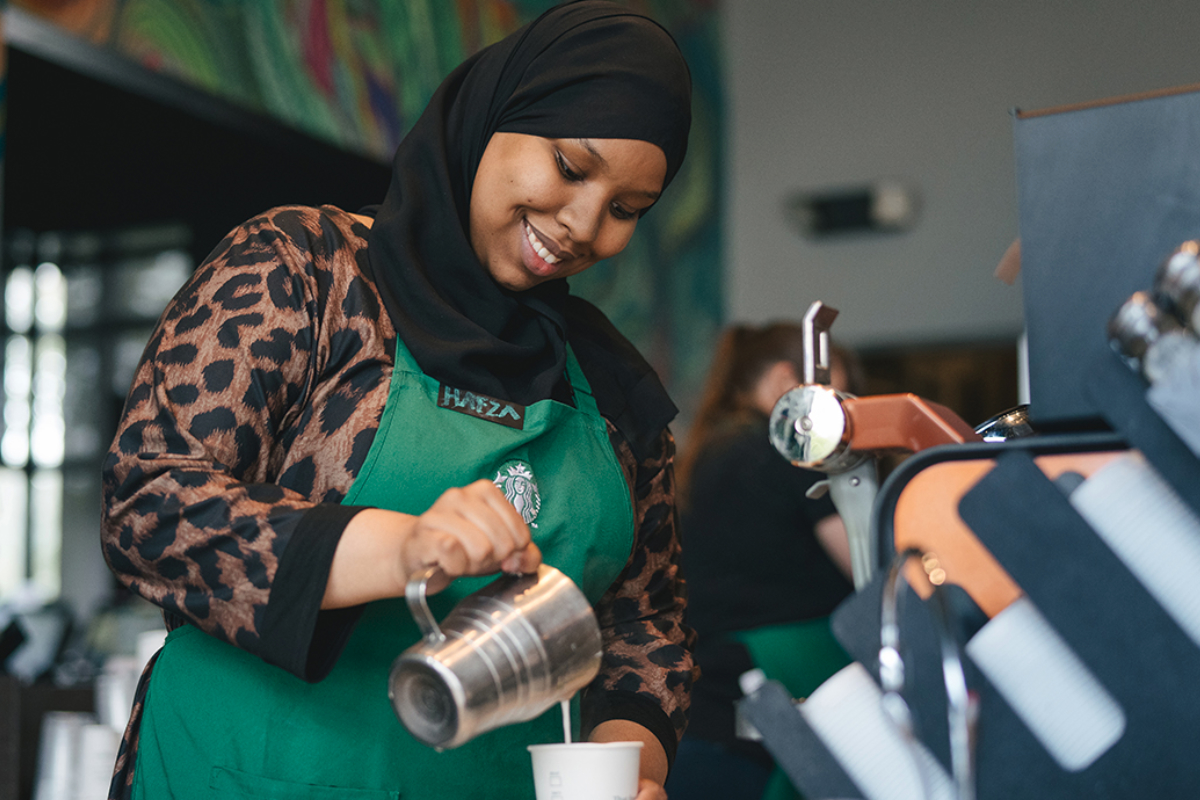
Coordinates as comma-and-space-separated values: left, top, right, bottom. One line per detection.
527, 741, 643, 800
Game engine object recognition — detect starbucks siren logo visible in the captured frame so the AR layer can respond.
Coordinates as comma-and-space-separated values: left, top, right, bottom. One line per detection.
493, 460, 541, 527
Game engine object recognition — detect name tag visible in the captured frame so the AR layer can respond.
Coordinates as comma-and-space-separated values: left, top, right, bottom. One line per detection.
438, 385, 526, 429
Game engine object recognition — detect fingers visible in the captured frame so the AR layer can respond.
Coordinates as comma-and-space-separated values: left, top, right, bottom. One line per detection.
500, 541, 542, 575
634, 779, 667, 800
407, 480, 542, 587
455, 479, 531, 559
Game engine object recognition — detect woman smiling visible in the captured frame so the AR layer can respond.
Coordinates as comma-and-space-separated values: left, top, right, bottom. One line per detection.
100, 3, 695, 799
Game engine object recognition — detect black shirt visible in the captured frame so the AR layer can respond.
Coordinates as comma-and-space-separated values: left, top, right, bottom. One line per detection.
680, 414, 853, 762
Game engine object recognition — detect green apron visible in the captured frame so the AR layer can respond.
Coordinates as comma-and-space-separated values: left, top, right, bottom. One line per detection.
735, 618, 851, 800
133, 340, 636, 800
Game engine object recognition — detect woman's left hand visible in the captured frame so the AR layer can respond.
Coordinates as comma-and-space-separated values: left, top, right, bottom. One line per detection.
635, 778, 668, 800
588, 719, 669, 799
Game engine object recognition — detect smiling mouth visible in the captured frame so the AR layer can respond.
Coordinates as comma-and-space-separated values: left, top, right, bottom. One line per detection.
524, 220, 562, 265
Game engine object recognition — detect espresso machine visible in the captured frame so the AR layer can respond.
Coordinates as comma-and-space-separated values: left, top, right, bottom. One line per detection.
739, 84, 1200, 800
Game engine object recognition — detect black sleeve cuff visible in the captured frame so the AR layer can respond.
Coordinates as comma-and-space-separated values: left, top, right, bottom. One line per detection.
259, 503, 371, 681
580, 689, 679, 770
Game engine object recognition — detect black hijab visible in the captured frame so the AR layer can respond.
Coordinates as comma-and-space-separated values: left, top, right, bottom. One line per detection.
363, 0, 692, 459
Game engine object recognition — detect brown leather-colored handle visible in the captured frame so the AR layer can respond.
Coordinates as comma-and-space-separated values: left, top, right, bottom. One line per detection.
843, 393, 982, 454
892, 451, 1125, 617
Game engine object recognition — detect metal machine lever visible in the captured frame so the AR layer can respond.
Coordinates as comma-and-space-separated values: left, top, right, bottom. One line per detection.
771, 301, 981, 588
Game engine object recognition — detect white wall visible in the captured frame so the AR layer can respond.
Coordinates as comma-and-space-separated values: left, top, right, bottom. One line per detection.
722, 0, 1200, 348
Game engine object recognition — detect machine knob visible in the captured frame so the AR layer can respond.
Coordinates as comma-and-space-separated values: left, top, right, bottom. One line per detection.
768, 383, 867, 474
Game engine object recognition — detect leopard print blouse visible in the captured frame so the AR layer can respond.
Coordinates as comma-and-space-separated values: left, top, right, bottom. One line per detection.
101, 205, 696, 798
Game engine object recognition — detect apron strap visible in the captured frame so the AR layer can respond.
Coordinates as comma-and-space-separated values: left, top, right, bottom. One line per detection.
564, 345, 600, 417
392, 335, 422, 374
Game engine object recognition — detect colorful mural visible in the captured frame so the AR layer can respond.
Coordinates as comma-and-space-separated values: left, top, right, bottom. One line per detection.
9, 0, 723, 424
0, 0, 6, 245
1, 1, 6, 179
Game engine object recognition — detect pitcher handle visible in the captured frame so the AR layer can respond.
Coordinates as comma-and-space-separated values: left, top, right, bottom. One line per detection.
405, 566, 447, 644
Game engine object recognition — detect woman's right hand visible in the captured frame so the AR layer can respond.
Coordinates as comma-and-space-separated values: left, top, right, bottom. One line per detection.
402, 479, 541, 594
322, 480, 541, 608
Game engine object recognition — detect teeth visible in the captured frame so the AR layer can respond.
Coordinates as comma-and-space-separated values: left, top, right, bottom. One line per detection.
526, 226, 560, 264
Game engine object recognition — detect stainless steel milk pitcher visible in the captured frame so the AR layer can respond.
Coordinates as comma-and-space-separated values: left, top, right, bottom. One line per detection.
388, 563, 602, 749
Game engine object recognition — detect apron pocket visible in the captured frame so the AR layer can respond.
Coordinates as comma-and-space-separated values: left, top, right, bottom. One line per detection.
210, 766, 401, 799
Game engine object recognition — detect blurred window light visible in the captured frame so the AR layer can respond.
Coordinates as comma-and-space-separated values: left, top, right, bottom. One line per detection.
35, 261, 67, 333
112, 330, 153, 397
2, 335, 33, 467
31, 469, 63, 599
113, 249, 192, 320
6, 266, 35, 334
65, 265, 104, 328
2, 224, 195, 608
63, 345, 104, 460
0, 468, 28, 598
31, 334, 67, 469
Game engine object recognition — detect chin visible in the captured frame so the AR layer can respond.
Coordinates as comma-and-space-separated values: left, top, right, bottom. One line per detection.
491, 268, 538, 292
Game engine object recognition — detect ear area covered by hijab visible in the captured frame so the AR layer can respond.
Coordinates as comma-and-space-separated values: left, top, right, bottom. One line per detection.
363, 0, 691, 458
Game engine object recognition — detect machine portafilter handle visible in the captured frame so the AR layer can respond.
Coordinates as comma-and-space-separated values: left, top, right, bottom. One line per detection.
770, 385, 983, 588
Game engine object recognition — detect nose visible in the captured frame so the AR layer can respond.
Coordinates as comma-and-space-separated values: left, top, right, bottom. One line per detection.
556, 189, 606, 246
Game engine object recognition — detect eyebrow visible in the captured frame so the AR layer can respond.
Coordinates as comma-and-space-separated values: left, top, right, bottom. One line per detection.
573, 138, 662, 202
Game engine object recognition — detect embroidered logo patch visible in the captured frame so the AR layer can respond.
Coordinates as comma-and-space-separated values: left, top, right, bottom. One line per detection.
493, 460, 541, 527
438, 385, 525, 429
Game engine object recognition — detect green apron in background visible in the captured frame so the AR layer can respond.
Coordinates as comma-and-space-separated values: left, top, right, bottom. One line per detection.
734, 617, 850, 703
133, 340, 636, 800
735, 617, 852, 800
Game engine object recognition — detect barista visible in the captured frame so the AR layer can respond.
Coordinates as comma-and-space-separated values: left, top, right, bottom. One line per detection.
99, 3, 695, 798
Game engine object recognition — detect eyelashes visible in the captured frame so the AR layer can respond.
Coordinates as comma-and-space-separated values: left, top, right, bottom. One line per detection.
554, 148, 639, 221
555, 150, 584, 182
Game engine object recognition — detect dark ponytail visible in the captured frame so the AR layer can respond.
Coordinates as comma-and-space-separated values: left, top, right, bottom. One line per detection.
678, 323, 803, 500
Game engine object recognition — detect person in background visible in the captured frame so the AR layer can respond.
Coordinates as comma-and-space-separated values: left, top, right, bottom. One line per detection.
667, 322, 863, 800
99, 3, 695, 798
